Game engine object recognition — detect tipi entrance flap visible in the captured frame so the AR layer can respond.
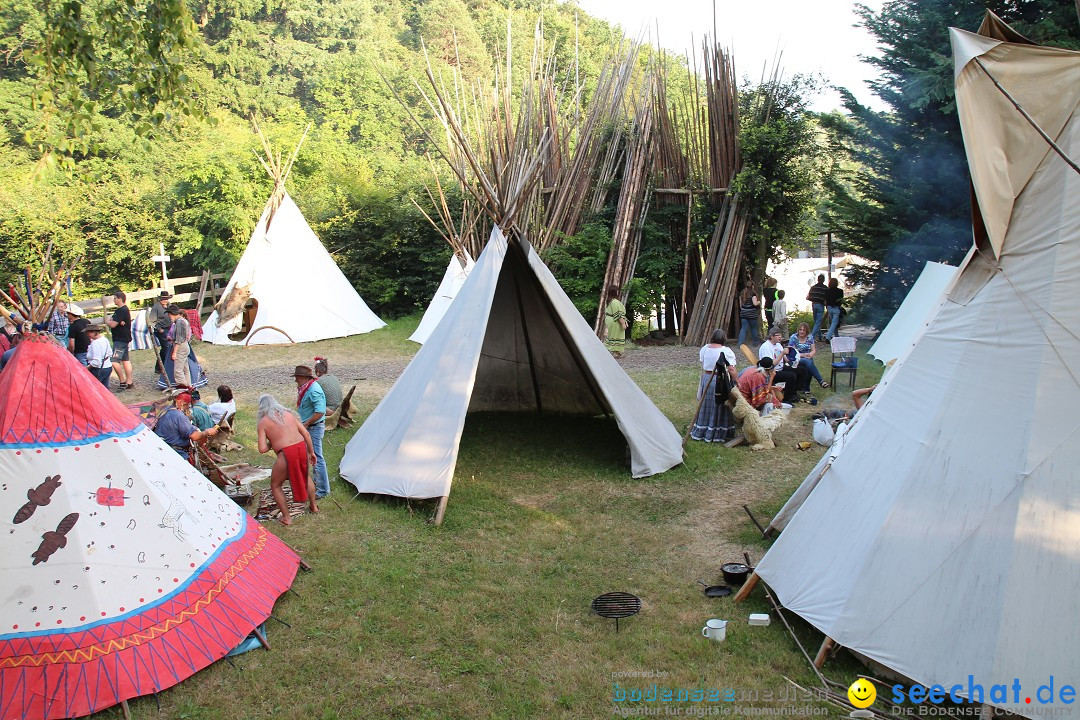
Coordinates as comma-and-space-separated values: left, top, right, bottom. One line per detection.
953, 27, 1080, 258
470, 240, 608, 415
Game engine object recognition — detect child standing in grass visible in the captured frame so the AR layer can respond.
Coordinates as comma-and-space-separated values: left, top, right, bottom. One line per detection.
773, 290, 788, 339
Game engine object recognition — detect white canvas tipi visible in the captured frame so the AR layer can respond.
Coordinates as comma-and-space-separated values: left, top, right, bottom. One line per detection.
203, 129, 385, 345
866, 261, 957, 365
748, 16, 1080, 717
0, 336, 300, 720
340, 227, 683, 515
408, 251, 475, 344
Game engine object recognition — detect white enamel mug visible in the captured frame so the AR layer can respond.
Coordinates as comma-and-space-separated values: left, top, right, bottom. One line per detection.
701, 619, 727, 642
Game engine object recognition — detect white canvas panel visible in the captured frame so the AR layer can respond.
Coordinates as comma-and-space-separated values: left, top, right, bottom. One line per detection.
409, 253, 474, 344
753, 29, 1080, 717
867, 261, 957, 364
1, 426, 245, 631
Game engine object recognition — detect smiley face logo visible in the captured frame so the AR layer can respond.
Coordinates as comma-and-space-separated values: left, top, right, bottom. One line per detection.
847, 678, 876, 708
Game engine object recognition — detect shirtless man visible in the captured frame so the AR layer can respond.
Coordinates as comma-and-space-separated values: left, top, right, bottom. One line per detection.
256, 394, 319, 524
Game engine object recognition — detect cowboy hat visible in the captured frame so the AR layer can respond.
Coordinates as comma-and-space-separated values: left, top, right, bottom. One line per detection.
292, 365, 315, 379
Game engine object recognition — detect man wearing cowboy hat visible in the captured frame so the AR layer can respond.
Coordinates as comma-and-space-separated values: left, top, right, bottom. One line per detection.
147, 290, 173, 368
65, 304, 91, 366
293, 365, 330, 498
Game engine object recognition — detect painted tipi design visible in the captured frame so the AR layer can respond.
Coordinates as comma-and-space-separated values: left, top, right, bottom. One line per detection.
0, 336, 300, 720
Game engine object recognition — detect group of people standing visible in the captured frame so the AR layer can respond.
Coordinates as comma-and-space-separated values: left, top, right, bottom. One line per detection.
0, 288, 208, 392
148, 290, 206, 389
737, 274, 846, 347
0, 292, 135, 388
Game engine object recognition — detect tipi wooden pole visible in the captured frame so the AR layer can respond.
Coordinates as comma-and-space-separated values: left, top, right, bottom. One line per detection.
120, 700, 132, 720
195, 271, 209, 318
434, 496, 449, 526
252, 625, 271, 651
733, 571, 759, 602
813, 637, 836, 669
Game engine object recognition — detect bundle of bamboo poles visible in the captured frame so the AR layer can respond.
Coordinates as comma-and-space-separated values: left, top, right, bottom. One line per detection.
0, 243, 80, 326
679, 39, 751, 347
595, 67, 657, 336
396, 17, 643, 253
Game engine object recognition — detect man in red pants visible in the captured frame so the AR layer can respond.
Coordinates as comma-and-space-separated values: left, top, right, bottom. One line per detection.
256, 393, 319, 525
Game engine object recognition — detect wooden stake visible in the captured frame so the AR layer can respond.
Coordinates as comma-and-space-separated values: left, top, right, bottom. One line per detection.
120, 700, 132, 720
433, 495, 449, 526
813, 637, 836, 669
733, 571, 760, 602
252, 625, 271, 651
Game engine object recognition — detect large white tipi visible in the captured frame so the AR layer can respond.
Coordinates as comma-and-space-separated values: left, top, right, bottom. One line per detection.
746, 15, 1080, 717
203, 129, 385, 345
408, 251, 474, 345
0, 336, 300, 720
340, 227, 683, 518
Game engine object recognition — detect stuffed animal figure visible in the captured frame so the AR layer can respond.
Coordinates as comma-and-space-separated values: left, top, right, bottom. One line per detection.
729, 388, 785, 451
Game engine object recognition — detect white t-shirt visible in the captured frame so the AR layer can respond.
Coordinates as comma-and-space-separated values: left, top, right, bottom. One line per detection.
759, 340, 784, 364
699, 344, 736, 372
208, 399, 236, 423
86, 336, 113, 369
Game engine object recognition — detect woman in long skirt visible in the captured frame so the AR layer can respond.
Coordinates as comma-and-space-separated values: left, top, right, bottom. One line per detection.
690, 330, 738, 442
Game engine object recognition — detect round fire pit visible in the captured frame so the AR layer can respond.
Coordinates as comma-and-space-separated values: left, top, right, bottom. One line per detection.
591, 592, 642, 632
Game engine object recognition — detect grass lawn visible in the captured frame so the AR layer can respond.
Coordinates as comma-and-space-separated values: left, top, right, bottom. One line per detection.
116, 318, 885, 720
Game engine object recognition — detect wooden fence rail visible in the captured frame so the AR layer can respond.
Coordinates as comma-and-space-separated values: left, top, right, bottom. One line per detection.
72, 271, 229, 322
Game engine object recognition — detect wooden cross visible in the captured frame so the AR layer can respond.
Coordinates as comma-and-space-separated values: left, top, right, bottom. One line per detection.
151, 243, 171, 291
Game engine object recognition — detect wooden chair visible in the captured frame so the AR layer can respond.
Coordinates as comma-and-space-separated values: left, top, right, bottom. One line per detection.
829, 336, 858, 390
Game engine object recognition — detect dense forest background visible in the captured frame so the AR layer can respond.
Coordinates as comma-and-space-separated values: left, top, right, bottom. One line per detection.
1, 0, 1078, 326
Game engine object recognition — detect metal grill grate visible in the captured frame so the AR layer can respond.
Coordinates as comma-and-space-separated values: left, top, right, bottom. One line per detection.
591, 592, 641, 632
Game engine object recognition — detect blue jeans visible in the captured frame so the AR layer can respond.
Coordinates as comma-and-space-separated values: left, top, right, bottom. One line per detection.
826, 305, 841, 341
74, 352, 88, 366
738, 318, 760, 346
810, 303, 825, 340
802, 358, 825, 386
308, 422, 330, 497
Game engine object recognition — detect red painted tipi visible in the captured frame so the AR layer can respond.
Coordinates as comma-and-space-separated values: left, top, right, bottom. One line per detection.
0, 335, 300, 720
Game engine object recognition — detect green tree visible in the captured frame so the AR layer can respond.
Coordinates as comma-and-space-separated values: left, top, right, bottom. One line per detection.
823, 0, 1080, 326
8, 0, 207, 168
734, 75, 823, 289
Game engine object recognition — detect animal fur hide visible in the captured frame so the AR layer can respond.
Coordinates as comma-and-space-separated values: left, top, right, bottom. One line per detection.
729, 388, 785, 451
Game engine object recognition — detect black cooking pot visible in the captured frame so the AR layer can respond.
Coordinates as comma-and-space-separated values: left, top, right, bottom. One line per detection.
721, 562, 750, 585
